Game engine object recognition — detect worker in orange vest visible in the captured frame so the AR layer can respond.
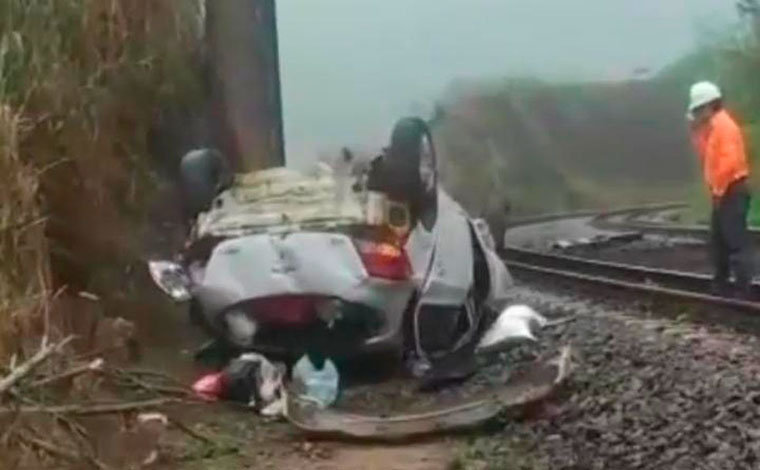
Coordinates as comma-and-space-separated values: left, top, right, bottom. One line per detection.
688, 81, 754, 299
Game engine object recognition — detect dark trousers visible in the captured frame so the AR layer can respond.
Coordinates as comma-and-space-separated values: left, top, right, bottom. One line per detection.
710, 179, 755, 294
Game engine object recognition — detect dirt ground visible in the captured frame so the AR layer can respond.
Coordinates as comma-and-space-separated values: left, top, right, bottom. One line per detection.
85, 183, 460, 469
114, 269, 463, 470
126, 284, 561, 469
110, 254, 578, 470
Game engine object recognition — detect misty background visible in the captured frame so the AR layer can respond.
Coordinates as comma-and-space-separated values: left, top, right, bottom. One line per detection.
278, 0, 735, 166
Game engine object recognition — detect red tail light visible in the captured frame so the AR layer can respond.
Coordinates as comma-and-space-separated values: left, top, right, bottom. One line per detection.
354, 239, 411, 280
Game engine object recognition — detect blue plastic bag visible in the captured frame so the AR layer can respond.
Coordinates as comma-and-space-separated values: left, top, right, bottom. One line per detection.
292, 354, 339, 409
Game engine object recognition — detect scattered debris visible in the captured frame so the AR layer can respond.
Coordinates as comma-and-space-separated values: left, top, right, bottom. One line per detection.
285, 346, 572, 440
223, 353, 286, 411
191, 372, 225, 402
552, 239, 574, 250
191, 353, 287, 414
477, 304, 547, 353
291, 354, 340, 410
550, 232, 642, 251
417, 349, 478, 392
0, 309, 211, 469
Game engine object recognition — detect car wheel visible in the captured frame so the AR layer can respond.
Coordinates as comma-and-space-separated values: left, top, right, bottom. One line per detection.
179, 148, 232, 220
385, 117, 438, 227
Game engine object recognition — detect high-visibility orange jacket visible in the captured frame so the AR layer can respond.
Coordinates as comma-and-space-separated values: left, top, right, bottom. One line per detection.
691, 109, 750, 198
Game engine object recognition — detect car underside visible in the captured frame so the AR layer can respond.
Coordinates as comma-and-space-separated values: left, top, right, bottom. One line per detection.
149, 117, 514, 362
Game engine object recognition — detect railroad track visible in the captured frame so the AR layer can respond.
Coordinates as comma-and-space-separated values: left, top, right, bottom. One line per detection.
506, 202, 686, 230
591, 205, 760, 242
502, 234, 760, 315
501, 203, 760, 317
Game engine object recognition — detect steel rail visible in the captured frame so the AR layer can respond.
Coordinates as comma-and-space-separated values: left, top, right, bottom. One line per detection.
502, 246, 760, 313
591, 208, 760, 243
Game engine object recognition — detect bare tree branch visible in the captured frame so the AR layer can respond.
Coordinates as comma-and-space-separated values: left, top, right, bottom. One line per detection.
0, 397, 190, 417
0, 336, 75, 395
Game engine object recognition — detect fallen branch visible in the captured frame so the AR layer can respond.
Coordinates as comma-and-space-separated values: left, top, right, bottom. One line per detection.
74, 344, 124, 362
286, 346, 574, 440
27, 358, 104, 388
0, 336, 75, 395
0, 397, 188, 417
55, 412, 98, 459
16, 431, 112, 470
117, 367, 190, 388
9, 388, 104, 466
0, 408, 22, 446
167, 415, 216, 446
16, 431, 80, 461
104, 368, 192, 398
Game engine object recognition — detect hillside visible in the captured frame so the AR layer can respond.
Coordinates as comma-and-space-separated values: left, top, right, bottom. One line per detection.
434, 77, 698, 217
435, 6, 760, 222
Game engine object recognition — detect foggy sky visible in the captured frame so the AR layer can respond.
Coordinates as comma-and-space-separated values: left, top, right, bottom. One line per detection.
277, 0, 736, 167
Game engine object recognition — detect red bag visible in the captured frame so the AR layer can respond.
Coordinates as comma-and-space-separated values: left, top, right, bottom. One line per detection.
191, 372, 225, 401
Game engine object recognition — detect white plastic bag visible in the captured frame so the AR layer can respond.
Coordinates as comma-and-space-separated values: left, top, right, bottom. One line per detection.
292, 355, 339, 409
477, 305, 547, 353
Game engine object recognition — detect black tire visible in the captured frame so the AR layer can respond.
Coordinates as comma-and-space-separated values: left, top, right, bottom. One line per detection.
179, 148, 232, 220
385, 117, 438, 216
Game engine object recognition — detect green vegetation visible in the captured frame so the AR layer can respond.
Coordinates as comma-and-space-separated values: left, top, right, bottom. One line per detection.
435, 4, 760, 225
657, 5, 760, 225
434, 77, 696, 219
0, 0, 203, 358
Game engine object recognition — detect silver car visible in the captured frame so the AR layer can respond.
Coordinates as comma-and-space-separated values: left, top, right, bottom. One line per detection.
149, 118, 513, 360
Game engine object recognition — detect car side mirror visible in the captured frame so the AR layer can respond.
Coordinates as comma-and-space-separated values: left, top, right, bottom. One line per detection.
148, 260, 192, 302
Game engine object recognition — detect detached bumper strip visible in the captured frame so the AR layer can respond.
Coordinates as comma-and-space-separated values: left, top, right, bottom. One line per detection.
284, 347, 571, 440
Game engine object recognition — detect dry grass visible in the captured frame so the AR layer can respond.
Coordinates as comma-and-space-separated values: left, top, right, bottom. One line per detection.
0, 106, 50, 359
0, 0, 203, 359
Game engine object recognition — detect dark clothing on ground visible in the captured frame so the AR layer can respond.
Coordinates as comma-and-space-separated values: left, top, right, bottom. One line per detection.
710, 178, 755, 295
486, 214, 508, 251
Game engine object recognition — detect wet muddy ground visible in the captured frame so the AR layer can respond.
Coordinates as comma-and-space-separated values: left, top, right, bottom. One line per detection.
131, 284, 559, 469
114, 266, 462, 469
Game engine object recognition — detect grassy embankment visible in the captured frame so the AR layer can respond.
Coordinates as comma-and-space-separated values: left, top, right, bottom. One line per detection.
433, 77, 695, 220
0, 0, 202, 359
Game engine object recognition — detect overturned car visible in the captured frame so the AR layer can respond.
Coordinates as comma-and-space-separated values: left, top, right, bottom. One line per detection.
149, 118, 514, 362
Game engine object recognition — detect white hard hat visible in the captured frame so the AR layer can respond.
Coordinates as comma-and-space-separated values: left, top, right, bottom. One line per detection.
688, 81, 722, 112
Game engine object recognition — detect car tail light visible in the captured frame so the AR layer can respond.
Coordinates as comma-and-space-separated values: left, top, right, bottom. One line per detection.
354, 239, 411, 280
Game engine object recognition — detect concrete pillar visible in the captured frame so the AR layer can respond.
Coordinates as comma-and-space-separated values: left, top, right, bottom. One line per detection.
206, 0, 285, 171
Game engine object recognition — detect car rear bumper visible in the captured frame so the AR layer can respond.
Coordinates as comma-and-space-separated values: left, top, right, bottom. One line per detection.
190, 231, 415, 355
203, 293, 411, 357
